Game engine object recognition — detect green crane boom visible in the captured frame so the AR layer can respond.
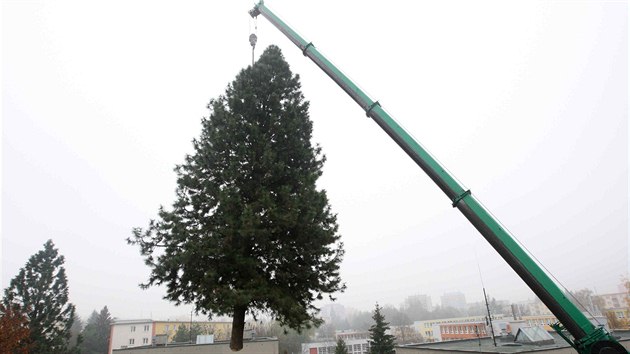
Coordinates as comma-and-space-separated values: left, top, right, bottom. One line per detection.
249, 2, 627, 353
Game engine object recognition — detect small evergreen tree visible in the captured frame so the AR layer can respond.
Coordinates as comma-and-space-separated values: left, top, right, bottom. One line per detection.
3, 240, 76, 354
80, 306, 112, 354
172, 323, 207, 343
335, 338, 349, 354
129, 45, 345, 351
369, 303, 396, 354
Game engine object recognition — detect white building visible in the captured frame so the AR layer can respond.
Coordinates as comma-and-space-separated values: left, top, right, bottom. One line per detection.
302, 338, 369, 354
526, 300, 553, 316
108, 319, 232, 354
598, 292, 629, 311
108, 319, 153, 354
414, 314, 506, 342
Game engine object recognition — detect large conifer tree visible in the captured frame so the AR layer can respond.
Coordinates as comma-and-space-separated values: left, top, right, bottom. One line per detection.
129, 45, 345, 351
3, 240, 76, 353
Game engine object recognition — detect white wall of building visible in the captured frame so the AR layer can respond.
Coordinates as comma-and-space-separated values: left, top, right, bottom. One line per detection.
109, 320, 153, 354
600, 293, 629, 309
302, 338, 369, 354
413, 314, 505, 342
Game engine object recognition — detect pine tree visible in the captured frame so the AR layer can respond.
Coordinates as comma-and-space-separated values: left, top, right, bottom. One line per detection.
128, 45, 345, 351
335, 338, 349, 354
81, 306, 112, 354
369, 303, 396, 354
3, 240, 76, 353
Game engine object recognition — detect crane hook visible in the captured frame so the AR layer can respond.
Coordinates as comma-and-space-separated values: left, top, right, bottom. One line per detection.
249, 14, 258, 66
249, 33, 257, 48
249, 33, 257, 66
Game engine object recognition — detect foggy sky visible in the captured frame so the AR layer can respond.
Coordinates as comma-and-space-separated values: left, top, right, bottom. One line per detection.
2, 1, 628, 322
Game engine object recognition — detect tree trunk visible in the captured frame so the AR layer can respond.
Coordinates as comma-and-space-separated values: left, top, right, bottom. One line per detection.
230, 305, 247, 351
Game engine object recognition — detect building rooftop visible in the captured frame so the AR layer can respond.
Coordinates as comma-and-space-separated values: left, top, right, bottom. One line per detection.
112, 337, 278, 352
111, 319, 153, 324
397, 330, 630, 353
111, 319, 231, 324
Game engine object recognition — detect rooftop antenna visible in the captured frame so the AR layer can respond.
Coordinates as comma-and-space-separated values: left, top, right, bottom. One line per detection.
483, 287, 497, 347
476, 250, 497, 347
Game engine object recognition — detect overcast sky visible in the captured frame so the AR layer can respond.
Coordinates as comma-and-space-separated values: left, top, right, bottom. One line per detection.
3, 1, 628, 322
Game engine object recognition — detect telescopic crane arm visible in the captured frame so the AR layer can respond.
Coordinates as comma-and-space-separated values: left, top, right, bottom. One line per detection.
249, 2, 627, 354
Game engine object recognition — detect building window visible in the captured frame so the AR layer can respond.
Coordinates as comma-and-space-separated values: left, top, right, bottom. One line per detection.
130, 326, 136, 332
143, 338, 149, 344
129, 338, 135, 345
144, 325, 149, 331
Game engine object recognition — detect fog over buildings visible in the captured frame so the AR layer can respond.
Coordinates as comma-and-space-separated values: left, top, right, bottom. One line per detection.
2, 0, 628, 323
440, 293, 467, 312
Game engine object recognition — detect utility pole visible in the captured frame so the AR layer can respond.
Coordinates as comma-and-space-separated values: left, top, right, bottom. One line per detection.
190, 309, 193, 344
